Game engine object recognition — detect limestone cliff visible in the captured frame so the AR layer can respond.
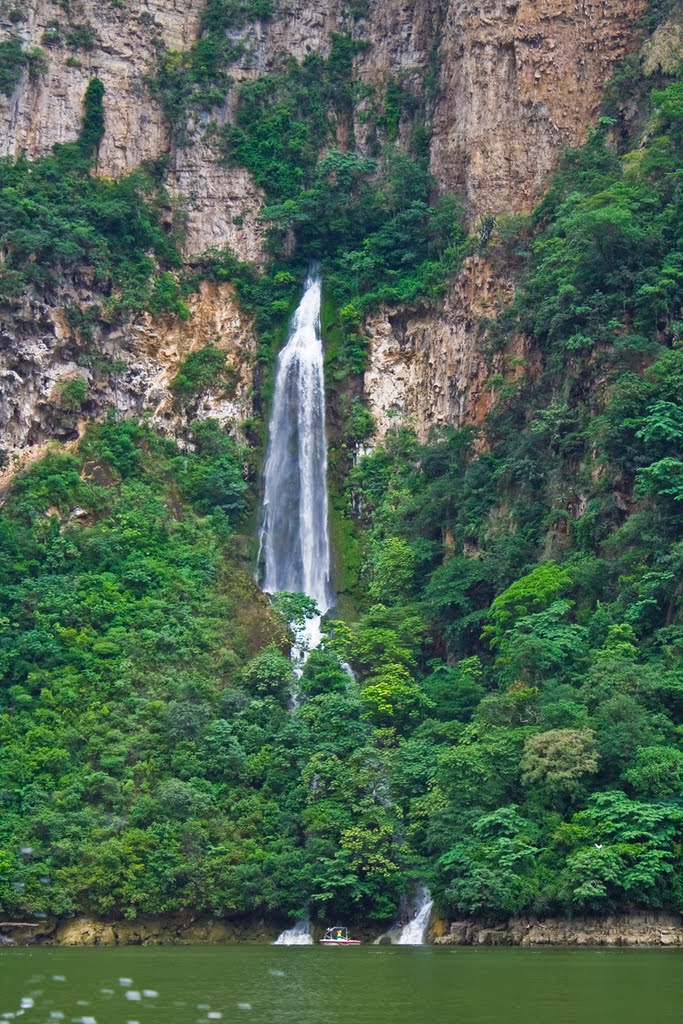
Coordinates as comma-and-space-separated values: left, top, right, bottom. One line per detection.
0, 280, 256, 491
0, 0, 648, 460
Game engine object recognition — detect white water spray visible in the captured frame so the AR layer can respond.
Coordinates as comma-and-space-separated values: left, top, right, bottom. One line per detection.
273, 916, 314, 946
258, 268, 331, 651
396, 888, 434, 945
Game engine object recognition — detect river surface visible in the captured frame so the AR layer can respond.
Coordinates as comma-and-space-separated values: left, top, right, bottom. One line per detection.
1, 946, 681, 1023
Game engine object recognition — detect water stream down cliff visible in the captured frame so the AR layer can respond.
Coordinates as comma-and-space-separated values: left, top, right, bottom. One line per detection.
258, 268, 332, 651
396, 889, 434, 945
259, 270, 330, 945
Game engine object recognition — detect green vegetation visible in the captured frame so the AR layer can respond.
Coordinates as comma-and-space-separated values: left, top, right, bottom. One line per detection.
332, 65, 683, 920
2, 5, 682, 932
0, 78, 187, 316
150, 22, 466, 380
219, 43, 467, 375
0, 36, 46, 95
0, 420, 293, 920
0, 422, 412, 923
149, 0, 276, 143
171, 345, 236, 404
57, 375, 88, 411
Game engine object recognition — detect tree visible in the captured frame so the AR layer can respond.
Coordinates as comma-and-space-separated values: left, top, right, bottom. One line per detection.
561, 791, 683, 912
623, 745, 683, 798
521, 729, 599, 802
368, 537, 415, 605
271, 591, 319, 653
359, 664, 431, 730
241, 646, 292, 703
482, 563, 573, 649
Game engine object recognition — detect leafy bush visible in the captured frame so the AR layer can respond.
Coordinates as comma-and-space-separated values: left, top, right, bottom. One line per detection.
57, 375, 88, 411
170, 345, 235, 401
0, 36, 46, 95
149, 0, 276, 140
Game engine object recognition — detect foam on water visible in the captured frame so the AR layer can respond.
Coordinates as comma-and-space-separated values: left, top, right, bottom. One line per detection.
272, 917, 313, 946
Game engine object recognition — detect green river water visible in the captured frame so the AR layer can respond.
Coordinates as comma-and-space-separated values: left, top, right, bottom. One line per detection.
0, 945, 680, 1024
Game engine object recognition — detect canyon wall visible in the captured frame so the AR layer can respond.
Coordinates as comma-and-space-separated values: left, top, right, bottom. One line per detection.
0, 0, 648, 460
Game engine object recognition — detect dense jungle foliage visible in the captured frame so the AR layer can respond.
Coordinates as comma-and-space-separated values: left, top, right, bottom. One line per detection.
152, 8, 467, 373
219, 33, 467, 373
1, 4, 683, 929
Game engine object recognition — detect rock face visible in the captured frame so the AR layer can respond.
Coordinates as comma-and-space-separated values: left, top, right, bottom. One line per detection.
1, 913, 281, 946
433, 912, 683, 947
363, 255, 518, 441
431, 0, 647, 218
5, 910, 683, 946
0, 0, 648, 457
0, 281, 256, 488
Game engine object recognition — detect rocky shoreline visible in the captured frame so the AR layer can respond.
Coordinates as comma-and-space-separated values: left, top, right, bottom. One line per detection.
3, 910, 683, 948
431, 911, 683, 947
1, 912, 283, 947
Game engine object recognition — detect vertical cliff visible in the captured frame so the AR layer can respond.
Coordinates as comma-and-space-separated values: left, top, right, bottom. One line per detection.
0, 0, 648, 461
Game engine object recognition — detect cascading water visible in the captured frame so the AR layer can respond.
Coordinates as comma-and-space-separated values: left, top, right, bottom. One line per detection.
396, 888, 434, 945
258, 267, 331, 651
260, 269, 331, 944
272, 916, 314, 946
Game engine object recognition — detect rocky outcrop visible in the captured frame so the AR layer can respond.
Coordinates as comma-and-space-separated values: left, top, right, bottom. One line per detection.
0, 280, 256, 485
1, 913, 281, 946
434, 912, 683, 946
431, 0, 647, 218
6, 910, 683, 946
2, 0, 647, 250
0, 1, 184, 171
363, 255, 519, 440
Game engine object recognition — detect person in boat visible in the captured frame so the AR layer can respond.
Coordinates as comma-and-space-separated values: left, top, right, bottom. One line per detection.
336, 928, 344, 939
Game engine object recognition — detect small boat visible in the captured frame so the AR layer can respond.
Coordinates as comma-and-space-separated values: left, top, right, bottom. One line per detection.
319, 926, 361, 946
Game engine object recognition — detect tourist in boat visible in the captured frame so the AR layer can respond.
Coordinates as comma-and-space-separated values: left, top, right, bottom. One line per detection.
319, 926, 361, 945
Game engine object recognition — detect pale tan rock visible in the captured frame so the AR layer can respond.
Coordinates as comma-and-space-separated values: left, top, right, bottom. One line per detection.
363, 255, 519, 440
0, 280, 256, 482
435, 912, 683, 946
642, 7, 683, 75
431, 0, 648, 217
46, 913, 282, 945
0, 0, 648, 466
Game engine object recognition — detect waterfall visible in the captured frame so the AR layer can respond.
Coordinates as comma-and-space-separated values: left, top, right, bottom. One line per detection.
273, 916, 314, 946
258, 268, 331, 650
396, 888, 434, 945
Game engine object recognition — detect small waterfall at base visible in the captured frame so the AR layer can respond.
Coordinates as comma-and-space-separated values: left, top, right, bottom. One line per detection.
273, 916, 314, 946
396, 888, 434, 945
258, 267, 331, 653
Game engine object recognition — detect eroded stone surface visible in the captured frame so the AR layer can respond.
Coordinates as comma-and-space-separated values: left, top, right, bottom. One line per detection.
0, 281, 256, 487
433, 912, 683, 947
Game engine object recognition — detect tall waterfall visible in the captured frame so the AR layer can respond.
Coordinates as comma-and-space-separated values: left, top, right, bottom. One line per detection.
259, 268, 331, 648
261, 269, 331, 946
